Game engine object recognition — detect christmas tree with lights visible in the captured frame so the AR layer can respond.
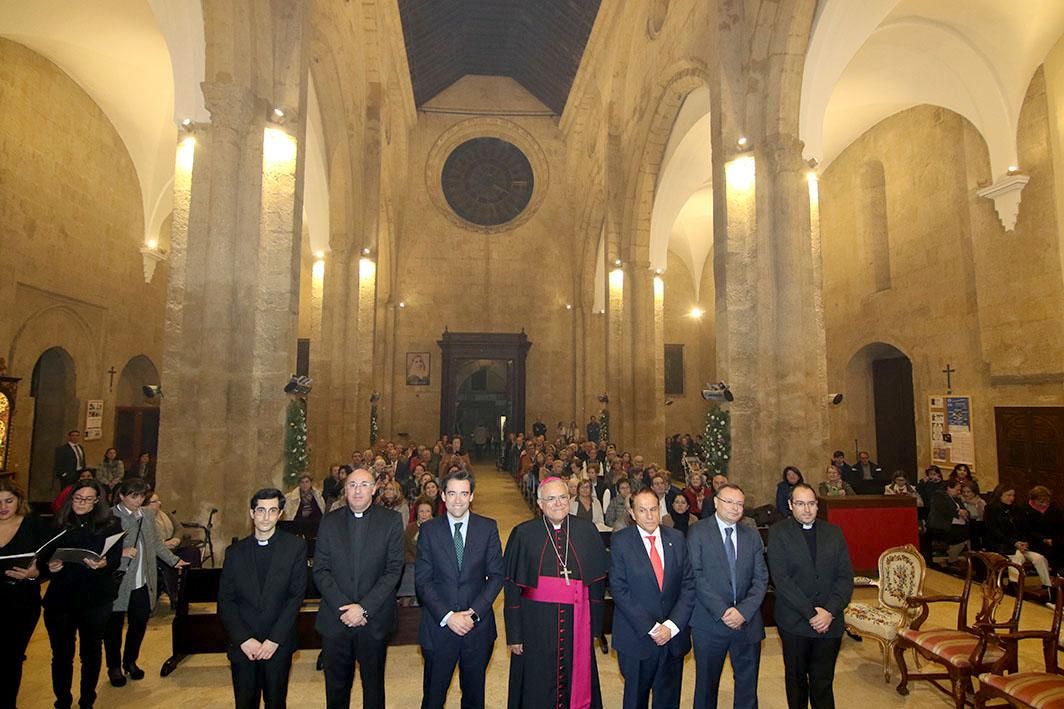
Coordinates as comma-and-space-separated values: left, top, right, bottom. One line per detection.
701, 404, 731, 476
284, 399, 309, 488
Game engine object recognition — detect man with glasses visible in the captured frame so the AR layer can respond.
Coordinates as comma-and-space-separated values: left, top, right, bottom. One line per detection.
415, 469, 504, 708
687, 483, 768, 709
503, 476, 609, 708
218, 487, 307, 708
767, 484, 853, 709
313, 467, 404, 708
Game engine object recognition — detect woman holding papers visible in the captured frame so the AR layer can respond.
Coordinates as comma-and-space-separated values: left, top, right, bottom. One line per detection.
0, 479, 46, 708
43, 479, 124, 709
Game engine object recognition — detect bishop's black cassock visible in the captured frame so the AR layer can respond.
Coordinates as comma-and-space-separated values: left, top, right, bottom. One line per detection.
503, 514, 609, 709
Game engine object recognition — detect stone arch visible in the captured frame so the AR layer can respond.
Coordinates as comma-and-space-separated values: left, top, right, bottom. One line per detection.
624, 60, 711, 265
8, 305, 99, 389
117, 355, 161, 407
858, 159, 891, 293
753, 0, 819, 142
840, 341, 918, 478
27, 346, 77, 501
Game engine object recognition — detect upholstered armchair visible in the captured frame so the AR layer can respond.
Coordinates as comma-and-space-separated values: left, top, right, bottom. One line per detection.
895, 551, 1026, 709
975, 577, 1064, 709
844, 543, 927, 682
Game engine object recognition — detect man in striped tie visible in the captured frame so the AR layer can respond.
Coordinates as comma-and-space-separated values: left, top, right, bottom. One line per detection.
687, 484, 768, 709
609, 488, 696, 708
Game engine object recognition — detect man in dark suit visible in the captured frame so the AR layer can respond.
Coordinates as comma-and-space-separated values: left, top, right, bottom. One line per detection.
218, 487, 307, 708
767, 483, 853, 709
54, 430, 85, 487
313, 468, 405, 708
849, 450, 884, 494
687, 483, 768, 709
610, 487, 695, 708
415, 469, 504, 709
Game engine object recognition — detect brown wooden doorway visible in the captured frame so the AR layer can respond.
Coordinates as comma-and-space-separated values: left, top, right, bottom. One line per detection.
114, 406, 160, 471
872, 355, 918, 479
438, 331, 531, 438
995, 407, 1064, 505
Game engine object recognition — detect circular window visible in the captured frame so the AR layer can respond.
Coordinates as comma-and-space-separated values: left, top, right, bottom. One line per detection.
441, 138, 535, 227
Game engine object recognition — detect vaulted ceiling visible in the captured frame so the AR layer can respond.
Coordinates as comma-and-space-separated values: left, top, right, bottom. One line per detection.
397, 0, 602, 114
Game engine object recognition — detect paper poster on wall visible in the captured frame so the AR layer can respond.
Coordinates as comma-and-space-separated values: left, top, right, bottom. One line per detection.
85, 400, 103, 441
929, 395, 975, 468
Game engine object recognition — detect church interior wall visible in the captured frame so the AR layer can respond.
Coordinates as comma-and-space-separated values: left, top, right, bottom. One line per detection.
663, 251, 716, 443
820, 69, 1064, 491
0, 38, 167, 489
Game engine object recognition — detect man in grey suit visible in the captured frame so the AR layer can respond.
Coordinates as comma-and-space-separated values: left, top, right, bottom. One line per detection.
687, 483, 768, 709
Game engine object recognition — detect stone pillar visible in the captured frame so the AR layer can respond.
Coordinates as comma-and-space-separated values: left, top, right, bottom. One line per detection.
715, 136, 828, 506
157, 78, 307, 553
628, 264, 666, 466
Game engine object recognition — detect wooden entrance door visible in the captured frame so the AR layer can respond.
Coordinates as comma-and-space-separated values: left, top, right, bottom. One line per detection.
438, 332, 531, 437
995, 407, 1064, 504
872, 356, 917, 478
114, 406, 160, 470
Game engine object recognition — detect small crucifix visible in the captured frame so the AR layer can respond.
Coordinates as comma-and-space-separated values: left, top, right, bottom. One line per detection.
107, 366, 118, 392
942, 363, 955, 394
559, 566, 572, 586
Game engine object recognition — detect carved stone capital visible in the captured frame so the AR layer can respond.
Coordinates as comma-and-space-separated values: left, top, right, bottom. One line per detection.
976, 175, 1029, 232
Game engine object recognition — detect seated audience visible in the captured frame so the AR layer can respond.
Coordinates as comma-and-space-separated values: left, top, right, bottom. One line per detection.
1019, 485, 1064, 571
399, 500, 435, 605
284, 474, 326, 536
818, 465, 856, 497
666, 493, 697, 536
883, 472, 921, 502
322, 465, 344, 509
377, 479, 409, 523
97, 448, 124, 494
569, 478, 605, 527
949, 463, 979, 494
604, 479, 633, 530
984, 484, 1054, 593
775, 466, 804, 517
682, 472, 708, 517
127, 451, 156, 489
928, 479, 970, 567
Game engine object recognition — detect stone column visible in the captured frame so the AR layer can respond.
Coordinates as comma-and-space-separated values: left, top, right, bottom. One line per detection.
157, 79, 307, 554
628, 264, 666, 465
715, 136, 828, 506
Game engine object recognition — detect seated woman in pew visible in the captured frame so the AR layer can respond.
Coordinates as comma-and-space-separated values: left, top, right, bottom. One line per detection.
984, 484, 1054, 595
818, 464, 856, 497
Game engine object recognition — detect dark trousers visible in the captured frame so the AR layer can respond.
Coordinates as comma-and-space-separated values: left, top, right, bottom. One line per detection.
44, 602, 111, 709
693, 631, 761, 709
778, 630, 842, 709
321, 630, 387, 709
230, 650, 294, 709
105, 585, 151, 670
421, 637, 494, 709
0, 593, 41, 708
617, 647, 685, 709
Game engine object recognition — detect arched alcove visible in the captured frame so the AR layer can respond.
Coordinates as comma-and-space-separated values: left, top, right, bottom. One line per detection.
115, 355, 161, 471
28, 347, 77, 501
859, 160, 891, 293
843, 342, 917, 481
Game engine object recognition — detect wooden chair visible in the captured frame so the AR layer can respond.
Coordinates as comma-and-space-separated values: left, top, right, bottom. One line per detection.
975, 577, 1064, 708
845, 543, 927, 682
894, 551, 1026, 708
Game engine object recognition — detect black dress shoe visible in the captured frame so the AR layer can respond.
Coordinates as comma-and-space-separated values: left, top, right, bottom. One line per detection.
108, 667, 127, 687
123, 664, 145, 680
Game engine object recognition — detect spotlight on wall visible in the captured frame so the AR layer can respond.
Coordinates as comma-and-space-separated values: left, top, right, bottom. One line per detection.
270, 107, 286, 124
689, 307, 705, 319
284, 375, 313, 396
1007, 165, 1020, 175
654, 268, 664, 275
565, 303, 573, 310
398, 301, 406, 309
736, 136, 749, 149
369, 391, 381, 403
828, 392, 844, 406
142, 385, 163, 399
179, 118, 193, 131
614, 259, 622, 267
362, 247, 371, 256
664, 399, 674, 407
597, 393, 609, 404
314, 250, 325, 260
701, 381, 734, 402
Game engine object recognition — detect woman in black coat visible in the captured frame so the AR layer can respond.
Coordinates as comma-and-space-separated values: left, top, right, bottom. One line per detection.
984, 484, 1053, 590
43, 479, 124, 709
0, 479, 47, 708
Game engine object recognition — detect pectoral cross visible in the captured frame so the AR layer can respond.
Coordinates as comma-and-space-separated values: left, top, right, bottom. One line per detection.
559, 566, 572, 585
942, 363, 955, 394
107, 366, 118, 392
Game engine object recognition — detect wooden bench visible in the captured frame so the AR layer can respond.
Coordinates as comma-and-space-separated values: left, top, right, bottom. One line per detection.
161, 565, 421, 676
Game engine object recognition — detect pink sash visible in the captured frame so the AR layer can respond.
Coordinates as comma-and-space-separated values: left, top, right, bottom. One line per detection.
522, 576, 592, 709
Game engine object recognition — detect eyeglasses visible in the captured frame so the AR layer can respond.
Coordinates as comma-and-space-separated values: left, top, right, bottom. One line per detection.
72, 496, 98, 504
346, 481, 374, 490
539, 494, 570, 504
792, 500, 818, 509
253, 507, 282, 517
716, 497, 744, 508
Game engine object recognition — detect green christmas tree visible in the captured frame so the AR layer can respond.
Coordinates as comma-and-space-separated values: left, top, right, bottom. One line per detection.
701, 404, 731, 476
284, 398, 309, 488
598, 408, 609, 444
370, 402, 379, 447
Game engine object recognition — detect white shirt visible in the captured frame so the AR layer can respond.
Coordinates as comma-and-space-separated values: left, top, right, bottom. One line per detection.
439, 512, 471, 627
715, 515, 738, 555
69, 442, 84, 468
119, 504, 145, 589
636, 525, 679, 639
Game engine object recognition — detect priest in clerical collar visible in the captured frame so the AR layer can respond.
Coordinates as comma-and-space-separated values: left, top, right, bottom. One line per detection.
503, 476, 609, 708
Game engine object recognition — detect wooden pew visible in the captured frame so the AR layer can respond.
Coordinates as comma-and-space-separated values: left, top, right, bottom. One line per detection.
161, 565, 421, 676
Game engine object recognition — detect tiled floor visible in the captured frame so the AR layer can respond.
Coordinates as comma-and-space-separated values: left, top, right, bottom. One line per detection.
15, 465, 1055, 707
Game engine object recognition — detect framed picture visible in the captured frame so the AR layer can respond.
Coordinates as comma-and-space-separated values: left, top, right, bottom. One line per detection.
406, 352, 430, 386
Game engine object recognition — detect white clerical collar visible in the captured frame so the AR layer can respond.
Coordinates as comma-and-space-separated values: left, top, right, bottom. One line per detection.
349, 508, 366, 518
551, 521, 564, 530
801, 522, 815, 530
257, 538, 269, 546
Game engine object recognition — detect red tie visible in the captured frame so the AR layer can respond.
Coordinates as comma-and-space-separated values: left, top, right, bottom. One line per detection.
647, 535, 664, 591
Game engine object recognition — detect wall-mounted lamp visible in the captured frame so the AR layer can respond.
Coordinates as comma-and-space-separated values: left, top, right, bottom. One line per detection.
398, 301, 406, 309
362, 247, 371, 256
689, 307, 704, 319
269, 107, 286, 124
614, 259, 623, 267
1006, 165, 1020, 175
565, 304, 573, 310
736, 136, 750, 150
828, 393, 844, 406
314, 250, 325, 260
